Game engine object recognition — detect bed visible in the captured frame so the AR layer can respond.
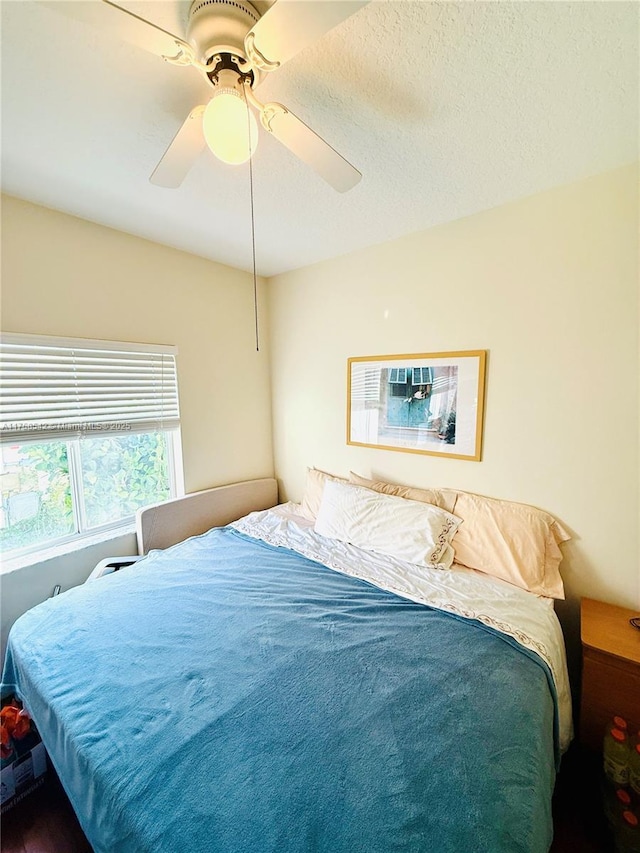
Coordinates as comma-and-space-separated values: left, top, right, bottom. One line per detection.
1, 474, 572, 853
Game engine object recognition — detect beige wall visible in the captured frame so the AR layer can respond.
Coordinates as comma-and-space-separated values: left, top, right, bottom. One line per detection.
1, 195, 273, 492
1, 195, 274, 650
267, 165, 639, 673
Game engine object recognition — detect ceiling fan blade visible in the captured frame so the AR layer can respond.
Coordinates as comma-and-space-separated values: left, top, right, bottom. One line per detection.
245, 0, 368, 72
38, 1, 195, 66
261, 104, 361, 193
150, 107, 206, 188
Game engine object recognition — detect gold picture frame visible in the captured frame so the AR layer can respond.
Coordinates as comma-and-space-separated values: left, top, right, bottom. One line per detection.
347, 350, 487, 461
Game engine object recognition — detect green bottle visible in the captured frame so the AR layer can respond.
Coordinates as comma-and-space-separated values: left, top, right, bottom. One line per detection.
604, 727, 630, 786
613, 810, 640, 853
629, 741, 640, 800
604, 785, 633, 825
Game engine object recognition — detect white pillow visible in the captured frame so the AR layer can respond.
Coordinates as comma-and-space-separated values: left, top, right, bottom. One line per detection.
314, 480, 462, 569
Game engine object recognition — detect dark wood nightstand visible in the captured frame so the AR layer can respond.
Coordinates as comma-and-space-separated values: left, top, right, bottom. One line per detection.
580, 597, 640, 752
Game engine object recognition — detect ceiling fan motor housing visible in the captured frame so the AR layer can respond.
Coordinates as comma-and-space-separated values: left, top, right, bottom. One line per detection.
187, 0, 260, 64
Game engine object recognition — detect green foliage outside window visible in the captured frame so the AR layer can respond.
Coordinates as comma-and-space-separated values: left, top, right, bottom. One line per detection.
80, 433, 170, 528
0, 442, 73, 552
0, 433, 171, 554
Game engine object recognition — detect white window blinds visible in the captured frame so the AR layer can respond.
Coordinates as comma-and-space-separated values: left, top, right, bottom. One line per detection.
350, 365, 381, 402
0, 333, 180, 442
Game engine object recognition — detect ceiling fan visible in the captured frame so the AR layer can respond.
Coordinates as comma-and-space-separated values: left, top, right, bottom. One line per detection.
43, 0, 369, 192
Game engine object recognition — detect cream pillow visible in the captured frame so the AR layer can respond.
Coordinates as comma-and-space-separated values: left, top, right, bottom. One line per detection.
349, 471, 457, 514
451, 491, 570, 599
315, 480, 462, 569
300, 467, 348, 521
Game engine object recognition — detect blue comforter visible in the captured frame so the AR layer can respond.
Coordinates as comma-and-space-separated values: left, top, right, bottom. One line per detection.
2, 527, 557, 852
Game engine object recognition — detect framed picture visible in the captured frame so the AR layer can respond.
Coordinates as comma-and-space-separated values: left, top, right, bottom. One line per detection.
347, 350, 487, 461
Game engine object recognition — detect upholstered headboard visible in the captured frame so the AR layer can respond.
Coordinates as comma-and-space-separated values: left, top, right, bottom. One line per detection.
136, 477, 278, 554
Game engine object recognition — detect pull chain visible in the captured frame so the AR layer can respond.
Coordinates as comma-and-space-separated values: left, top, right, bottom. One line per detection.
244, 84, 259, 352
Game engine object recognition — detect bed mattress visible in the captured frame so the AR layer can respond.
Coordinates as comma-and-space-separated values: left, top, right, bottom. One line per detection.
2, 505, 571, 853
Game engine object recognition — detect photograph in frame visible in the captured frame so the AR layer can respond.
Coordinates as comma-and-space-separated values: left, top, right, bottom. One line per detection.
347, 351, 487, 461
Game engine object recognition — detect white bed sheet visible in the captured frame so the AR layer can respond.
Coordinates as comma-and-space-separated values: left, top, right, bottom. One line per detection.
231, 502, 573, 754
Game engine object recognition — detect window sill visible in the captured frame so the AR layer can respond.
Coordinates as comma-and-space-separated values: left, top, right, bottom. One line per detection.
0, 524, 137, 575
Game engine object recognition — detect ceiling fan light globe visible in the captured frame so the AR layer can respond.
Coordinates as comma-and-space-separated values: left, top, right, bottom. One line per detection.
203, 90, 258, 166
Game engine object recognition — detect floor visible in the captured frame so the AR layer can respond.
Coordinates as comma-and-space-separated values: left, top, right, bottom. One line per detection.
550, 744, 614, 852
1, 744, 613, 853
1, 774, 92, 853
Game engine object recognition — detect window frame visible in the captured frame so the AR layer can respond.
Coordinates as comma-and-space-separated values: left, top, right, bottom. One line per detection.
388, 368, 407, 384
0, 332, 184, 561
411, 367, 433, 386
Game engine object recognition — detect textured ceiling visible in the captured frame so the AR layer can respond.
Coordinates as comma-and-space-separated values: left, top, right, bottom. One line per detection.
1, 1, 638, 276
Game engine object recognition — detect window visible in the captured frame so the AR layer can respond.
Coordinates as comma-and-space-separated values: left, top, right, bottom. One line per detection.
388, 368, 407, 384
411, 367, 433, 385
0, 334, 182, 558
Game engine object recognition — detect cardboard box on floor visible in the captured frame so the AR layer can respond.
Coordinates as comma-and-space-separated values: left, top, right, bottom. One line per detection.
1, 695, 48, 813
